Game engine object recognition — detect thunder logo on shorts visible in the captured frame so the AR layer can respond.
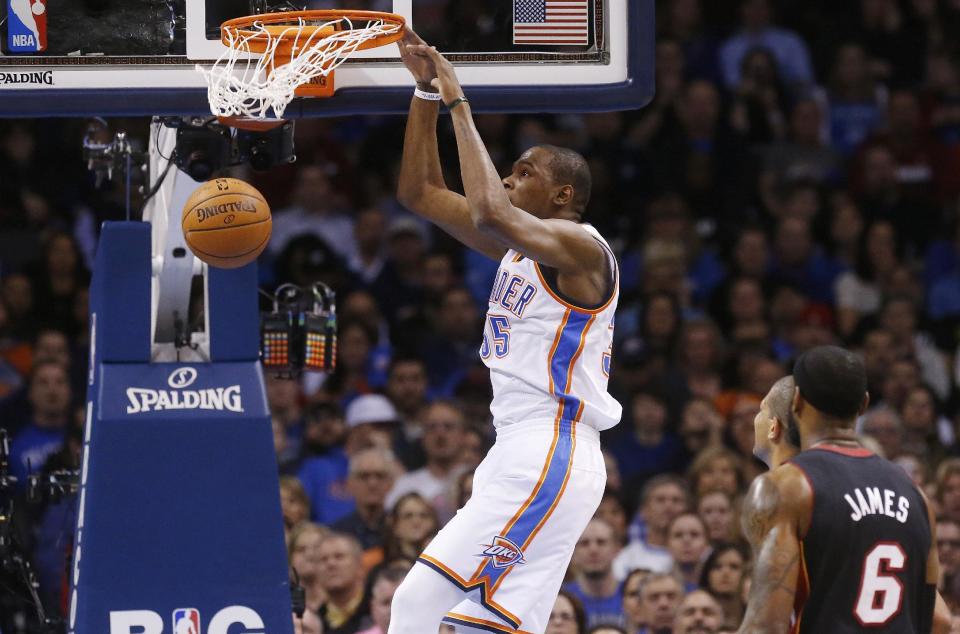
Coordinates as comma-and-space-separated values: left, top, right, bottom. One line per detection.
477, 535, 526, 569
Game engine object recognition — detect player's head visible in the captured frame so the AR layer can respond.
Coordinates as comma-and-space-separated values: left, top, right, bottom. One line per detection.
502, 145, 591, 220
792, 345, 869, 431
753, 375, 801, 467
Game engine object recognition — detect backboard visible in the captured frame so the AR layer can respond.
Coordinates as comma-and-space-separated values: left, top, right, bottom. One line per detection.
0, 0, 653, 117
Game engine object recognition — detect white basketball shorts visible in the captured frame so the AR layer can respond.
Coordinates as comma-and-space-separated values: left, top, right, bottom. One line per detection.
416, 418, 606, 634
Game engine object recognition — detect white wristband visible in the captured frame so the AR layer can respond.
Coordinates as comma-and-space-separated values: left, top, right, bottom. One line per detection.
414, 87, 442, 101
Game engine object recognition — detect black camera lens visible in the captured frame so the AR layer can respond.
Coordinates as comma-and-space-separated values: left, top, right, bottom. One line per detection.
186, 151, 215, 181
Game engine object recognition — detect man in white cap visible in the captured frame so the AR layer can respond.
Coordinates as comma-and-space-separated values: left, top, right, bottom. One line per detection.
297, 394, 402, 525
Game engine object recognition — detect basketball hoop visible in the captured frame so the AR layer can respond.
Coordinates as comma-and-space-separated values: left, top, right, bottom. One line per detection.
198, 10, 405, 130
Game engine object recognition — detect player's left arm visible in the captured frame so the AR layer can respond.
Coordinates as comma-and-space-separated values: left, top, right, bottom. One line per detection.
738, 466, 811, 634
411, 45, 605, 276
919, 486, 952, 633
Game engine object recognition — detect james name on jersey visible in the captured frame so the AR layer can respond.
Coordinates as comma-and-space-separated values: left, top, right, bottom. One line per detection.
844, 486, 911, 523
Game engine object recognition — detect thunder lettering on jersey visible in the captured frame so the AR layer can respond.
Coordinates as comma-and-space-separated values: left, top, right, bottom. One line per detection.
481, 225, 622, 432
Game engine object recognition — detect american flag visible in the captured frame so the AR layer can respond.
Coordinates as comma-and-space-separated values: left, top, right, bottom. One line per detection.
513, 0, 590, 46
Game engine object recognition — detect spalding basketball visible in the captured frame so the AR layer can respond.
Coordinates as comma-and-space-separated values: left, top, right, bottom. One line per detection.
181, 178, 272, 269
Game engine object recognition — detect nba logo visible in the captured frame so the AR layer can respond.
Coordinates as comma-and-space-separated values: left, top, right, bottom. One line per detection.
6, 0, 47, 53
172, 608, 201, 634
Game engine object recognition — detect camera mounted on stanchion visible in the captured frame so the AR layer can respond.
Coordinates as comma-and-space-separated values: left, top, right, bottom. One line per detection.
260, 282, 336, 378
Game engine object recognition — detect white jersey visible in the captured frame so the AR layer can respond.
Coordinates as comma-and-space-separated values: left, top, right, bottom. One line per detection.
481, 224, 622, 432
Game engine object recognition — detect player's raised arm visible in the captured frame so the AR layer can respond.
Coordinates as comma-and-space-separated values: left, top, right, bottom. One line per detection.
413, 45, 605, 281
395, 29, 506, 261
738, 468, 811, 634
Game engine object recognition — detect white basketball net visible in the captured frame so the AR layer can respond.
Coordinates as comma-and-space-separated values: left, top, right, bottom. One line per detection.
197, 15, 401, 121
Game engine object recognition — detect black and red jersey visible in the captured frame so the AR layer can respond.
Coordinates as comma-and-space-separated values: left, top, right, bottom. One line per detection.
788, 445, 931, 633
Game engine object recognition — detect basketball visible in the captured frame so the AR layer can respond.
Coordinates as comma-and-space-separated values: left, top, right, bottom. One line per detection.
181, 177, 272, 269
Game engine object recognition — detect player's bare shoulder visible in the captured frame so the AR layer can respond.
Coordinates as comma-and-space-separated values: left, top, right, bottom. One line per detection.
742, 464, 813, 543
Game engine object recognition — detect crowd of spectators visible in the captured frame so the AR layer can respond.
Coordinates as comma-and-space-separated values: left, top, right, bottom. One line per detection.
8, 0, 960, 631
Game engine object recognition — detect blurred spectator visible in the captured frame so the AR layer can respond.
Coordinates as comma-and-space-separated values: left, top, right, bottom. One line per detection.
762, 99, 842, 186
900, 384, 953, 462
687, 447, 744, 499
27, 232, 90, 336
728, 48, 790, 144
289, 523, 330, 613
720, 278, 770, 346
879, 355, 922, 410
596, 489, 630, 547
833, 220, 901, 338
769, 216, 844, 305
697, 491, 737, 545
699, 543, 749, 629
621, 568, 652, 634
666, 513, 710, 592
298, 394, 399, 525
384, 356, 430, 468
615, 475, 690, 579
270, 164, 356, 262
416, 286, 482, 396
859, 90, 943, 210
937, 459, 960, 524
349, 207, 388, 284
853, 0, 927, 86
317, 532, 371, 634
386, 400, 466, 521
1, 272, 35, 341
678, 398, 724, 462
719, 0, 814, 91
894, 452, 929, 491
267, 374, 304, 466
879, 295, 950, 399
676, 319, 726, 401
274, 234, 354, 294
817, 42, 888, 155
659, 0, 722, 83
647, 80, 750, 221
861, 405, 905, 460
332, 447, 398, 550
564, 519, 625, 628
9, 360, 71, 488
637, 573, 685, 634
937, 516, 960, 609
357, 565, 407, 634
459, 425, 488, 471
319, 321, 380, 405
673, 589, 724, 634
366, 492, 439, 569
547, 591, 588, 634
860, 327, 897, 395
370, 217, 428, 329
611, 391, 684, 486
280, 476, 312, 544
301, 402, 347, 458
455, 468, 474, 509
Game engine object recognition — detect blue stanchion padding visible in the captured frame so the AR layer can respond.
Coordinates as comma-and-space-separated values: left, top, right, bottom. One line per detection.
90, 222, 151, 364
208, 265, 262, 362
71, 222, 292, 634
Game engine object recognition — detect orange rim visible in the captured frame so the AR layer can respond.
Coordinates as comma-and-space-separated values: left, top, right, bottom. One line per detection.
221, 9, 405, 52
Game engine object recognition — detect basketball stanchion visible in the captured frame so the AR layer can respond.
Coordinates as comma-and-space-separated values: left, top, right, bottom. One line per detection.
69, 124, 295, 634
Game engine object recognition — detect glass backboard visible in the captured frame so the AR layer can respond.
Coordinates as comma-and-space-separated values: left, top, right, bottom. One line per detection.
0, 0, 652, 117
